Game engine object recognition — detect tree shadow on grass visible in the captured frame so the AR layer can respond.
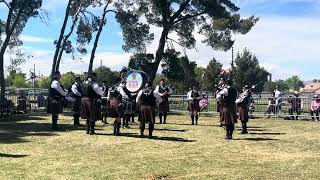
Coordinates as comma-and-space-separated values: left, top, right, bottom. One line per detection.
0, 153, 29, 158
154, 128, 187, 132
96, 132, 196, 142
249, 132, 286, 135
0, 115, 86, 144
167, 122, 212, 127
233, 137, 279, 141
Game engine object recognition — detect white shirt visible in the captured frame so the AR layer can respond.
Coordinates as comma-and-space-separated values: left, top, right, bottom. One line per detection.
117, 83, 129, 100
274, 89, 281, 98
154, 85, 172, 97
71, 82, 81, 97
91, 82, 105, 96
187, 91, 193, 101
51, 80, 67, 96
136, 89, 163, 104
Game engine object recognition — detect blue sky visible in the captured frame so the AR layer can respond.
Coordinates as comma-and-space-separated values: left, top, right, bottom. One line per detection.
1, 0, 320, 81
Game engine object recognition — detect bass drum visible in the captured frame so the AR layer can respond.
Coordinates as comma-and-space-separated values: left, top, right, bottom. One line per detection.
125, 70, 148, 93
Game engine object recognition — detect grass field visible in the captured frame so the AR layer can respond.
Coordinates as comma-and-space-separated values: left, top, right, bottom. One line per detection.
1, 114, 320, 179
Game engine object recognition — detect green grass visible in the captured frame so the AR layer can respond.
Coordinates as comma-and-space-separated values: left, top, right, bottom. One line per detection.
1, 114, 320, 179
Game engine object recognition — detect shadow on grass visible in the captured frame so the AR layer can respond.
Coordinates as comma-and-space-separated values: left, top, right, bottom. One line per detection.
249, 132, 286, 135
167, 122, 213, 127
0, 114, 86, 144
233, 137, 279, 141
96, 132, 196, 142
154, 128, 187, 132
0, 153, 29, 158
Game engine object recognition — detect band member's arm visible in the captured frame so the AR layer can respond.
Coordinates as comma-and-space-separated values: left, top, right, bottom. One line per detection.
136, 90, 143, 104
117, 86, 129, 100
92, 82, 105, 96
154, 85, 164, 96
51, 80, 67, 97
186, 91, 193, 101
71, 84, 81, 97
106, 89, 111, 101
153, 91, 163, 104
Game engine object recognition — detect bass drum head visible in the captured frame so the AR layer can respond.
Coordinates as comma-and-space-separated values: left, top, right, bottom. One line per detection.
126, 71, 144, 93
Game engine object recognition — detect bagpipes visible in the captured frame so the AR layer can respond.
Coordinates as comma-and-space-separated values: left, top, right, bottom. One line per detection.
235, 81, 263, 104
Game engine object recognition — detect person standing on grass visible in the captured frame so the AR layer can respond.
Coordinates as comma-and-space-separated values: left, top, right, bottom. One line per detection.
80, 72, 105, 135
310, 95, 320, 121
47, 71, 67, 130
155, 79, 172, 124
70, 76, 83, 126
136, 81, 162, 138
236, 85, 252, 134
187, 85, 201, 125
216, 79, 238, 140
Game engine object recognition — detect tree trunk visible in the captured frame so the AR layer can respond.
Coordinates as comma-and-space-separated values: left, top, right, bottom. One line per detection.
0, 55, 5, 100
149, 28, 170, 82
88, 5, 109, 73
55, 3, 82, 71
51, 0, 72, 78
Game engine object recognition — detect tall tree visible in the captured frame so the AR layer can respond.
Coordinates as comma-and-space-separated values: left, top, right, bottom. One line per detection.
94, 66, 119, 87
234, 48, 269, 93
285, 75, 304, 91
0, 0, 42, 98
203, 58, 222, 91
128, 53, 155, 77
51, 0, 100, 76
161, 49, 197, 92
116, 0, 258, 82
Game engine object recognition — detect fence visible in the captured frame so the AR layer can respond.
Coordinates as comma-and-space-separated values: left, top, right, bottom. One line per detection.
1, 91, 320, 120
0, 89, 48, 117
168, 94, 320, 120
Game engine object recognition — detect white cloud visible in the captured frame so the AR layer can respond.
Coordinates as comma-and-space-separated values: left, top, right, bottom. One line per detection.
144, 15, 320, 80
20, 35, 53, 43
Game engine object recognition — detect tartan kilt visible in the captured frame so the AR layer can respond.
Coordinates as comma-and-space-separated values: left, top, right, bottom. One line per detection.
188, 100, 200, 112
101, 98, 109, 116
72, 98, 81, 113
123, 101, 135, 115
80, 98, 102, 122
140, 105, 155, 123
238, 105, 249, 122
158, 100, 169, 112
221, 103, 237, 125
47, 97, 63, 114
108, 99, 124, 118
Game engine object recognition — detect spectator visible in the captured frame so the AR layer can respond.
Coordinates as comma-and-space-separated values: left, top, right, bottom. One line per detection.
310, 95, 320, 121
199, 93, 209, 112
288, 92, 301, 120
37, 93, 46, 108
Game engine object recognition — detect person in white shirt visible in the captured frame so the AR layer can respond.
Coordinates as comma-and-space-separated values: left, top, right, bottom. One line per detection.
47, 71, 67, 130
71, 76, 82, 126
187, 86, 201, 125
154, 79, 172, 124
81, 72, 105, 135
136, 81, 162, 138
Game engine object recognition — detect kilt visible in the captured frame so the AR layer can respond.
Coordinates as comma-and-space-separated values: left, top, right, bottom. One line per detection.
80, 98, 102, 122
158, 100, 169, 112
238, 105, 249, 122
140, 105, 155, 123
101, 98, 109, 117
123, 101, 135, 115
46, 97, 63, 114
72, 98, 81, 113
221, 103, 237, 125
188, 100, 200, 112
108, 99, 124, 118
